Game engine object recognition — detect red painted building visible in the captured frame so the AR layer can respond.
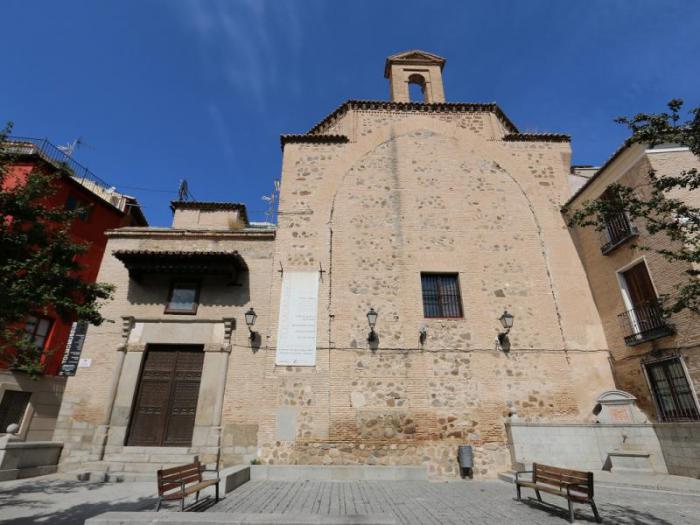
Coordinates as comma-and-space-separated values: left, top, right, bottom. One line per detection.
0, 138, 147, 441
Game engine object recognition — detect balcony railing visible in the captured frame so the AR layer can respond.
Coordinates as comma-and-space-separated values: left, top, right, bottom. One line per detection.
3, 137, 112, 193
618, 301, 675, 346
601, 212, 638, 254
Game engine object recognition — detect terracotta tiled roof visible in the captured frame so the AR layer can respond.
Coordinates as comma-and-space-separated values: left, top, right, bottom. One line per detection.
503, 133, 571, 143
305, 100, 520, 136
169, 200, 249, 223
113, 249, 249, 279
113, 249, 242, 257
280, 134, 349, 148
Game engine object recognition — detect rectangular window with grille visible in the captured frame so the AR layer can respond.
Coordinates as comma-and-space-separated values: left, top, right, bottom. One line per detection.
646, 358, 700, 421
421, 273, 463, 318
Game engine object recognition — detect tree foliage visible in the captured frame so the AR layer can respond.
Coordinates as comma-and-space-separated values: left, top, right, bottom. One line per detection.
0, 123, 114, 377
567, 100, 700, 314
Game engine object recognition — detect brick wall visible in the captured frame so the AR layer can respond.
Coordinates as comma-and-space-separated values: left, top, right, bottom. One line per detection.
567, 146, 700, 419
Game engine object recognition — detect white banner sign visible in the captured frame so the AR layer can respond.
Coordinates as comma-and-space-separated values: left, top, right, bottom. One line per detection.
276, 271, 319, 366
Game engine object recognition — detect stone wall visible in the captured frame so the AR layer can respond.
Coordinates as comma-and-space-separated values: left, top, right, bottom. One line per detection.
0, 372, 65, 441
507, 422, 667, 473
654, 422, 700, 478
251, 107, 615, 478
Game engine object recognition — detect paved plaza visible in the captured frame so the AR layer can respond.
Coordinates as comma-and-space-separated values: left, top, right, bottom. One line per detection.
211, 479, 700, 524
2, 475, 700, 524
0, 476, 156, 525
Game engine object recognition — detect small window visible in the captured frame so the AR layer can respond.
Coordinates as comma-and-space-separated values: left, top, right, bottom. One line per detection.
65, 195, 90, 221
421, 273, 463, 318
0, 391, 32, 434
165, 281, 200, 314
24, 316, 53, 349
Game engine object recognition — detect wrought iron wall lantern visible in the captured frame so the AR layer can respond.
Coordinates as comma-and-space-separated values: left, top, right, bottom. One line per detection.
366, 308, 378, 343
245, 307, 258, 341
497, 310, 514, 346
419, 325, 428, 345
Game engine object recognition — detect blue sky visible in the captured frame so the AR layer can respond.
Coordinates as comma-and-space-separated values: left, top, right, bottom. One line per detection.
2, 0, 699, 226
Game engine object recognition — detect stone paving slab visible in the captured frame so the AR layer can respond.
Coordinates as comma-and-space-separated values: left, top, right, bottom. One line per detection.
3, 474, 700, 524
86, 512, 396, 524
0, 475, 157, 525
210, 479, 700, 524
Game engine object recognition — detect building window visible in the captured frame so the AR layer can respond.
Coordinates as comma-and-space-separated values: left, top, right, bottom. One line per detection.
617, 261, 674, 345
599, 187, 637, 254
0, 390, 32, 434
646, 358, 700, 421
65, 194, 90, 221
24, 316, 53, 349
165, 281, 200, 314
421, 273, 463, 318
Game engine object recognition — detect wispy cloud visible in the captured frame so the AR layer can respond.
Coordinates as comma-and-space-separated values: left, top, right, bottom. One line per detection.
172, 0, 315, 110
207, 102, 236, 162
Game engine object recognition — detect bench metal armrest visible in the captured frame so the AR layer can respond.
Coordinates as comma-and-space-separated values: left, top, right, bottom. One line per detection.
515, 470, 533, 483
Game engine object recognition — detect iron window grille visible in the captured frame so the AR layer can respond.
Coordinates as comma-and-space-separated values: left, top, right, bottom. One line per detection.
646, 358, 700, 422
421, 273, 463, 318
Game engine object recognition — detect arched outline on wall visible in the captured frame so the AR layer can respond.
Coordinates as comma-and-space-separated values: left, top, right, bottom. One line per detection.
324, 123, 567, 350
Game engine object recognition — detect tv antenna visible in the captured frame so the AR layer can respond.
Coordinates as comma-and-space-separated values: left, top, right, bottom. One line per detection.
177, 179, 195, 201
261, 179, 280, 223
57, 138, 83, 157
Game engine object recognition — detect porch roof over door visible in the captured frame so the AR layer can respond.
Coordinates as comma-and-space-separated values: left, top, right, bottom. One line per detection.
113, 249, 248, 282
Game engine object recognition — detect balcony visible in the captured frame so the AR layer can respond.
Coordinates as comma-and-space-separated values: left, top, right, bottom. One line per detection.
601, 212, 638, 255
618, 301, 675, 346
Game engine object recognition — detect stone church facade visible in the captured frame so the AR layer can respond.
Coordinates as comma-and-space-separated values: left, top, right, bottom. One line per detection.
54, 51, 616, 479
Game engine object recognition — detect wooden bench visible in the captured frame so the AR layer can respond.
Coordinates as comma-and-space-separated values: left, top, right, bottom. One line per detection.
515, 463, 601, 523
156, 457, 220, 511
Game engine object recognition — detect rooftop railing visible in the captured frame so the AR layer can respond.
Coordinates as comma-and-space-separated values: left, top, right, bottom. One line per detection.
3, 137, 113, 193
2, 137, 132, 210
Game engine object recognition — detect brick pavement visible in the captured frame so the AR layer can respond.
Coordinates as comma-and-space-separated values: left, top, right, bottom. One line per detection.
211, 480, 700, 524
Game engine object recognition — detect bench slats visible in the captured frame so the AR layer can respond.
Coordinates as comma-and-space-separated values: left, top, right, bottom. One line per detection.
518, 463, 595, 500
158, 462, 200, 476
516, 463, 601, 523
157, 460, 205, 497
161, 480, 218, 500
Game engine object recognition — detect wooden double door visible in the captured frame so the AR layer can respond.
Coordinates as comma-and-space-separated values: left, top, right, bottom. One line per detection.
127, 345, 204, 447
